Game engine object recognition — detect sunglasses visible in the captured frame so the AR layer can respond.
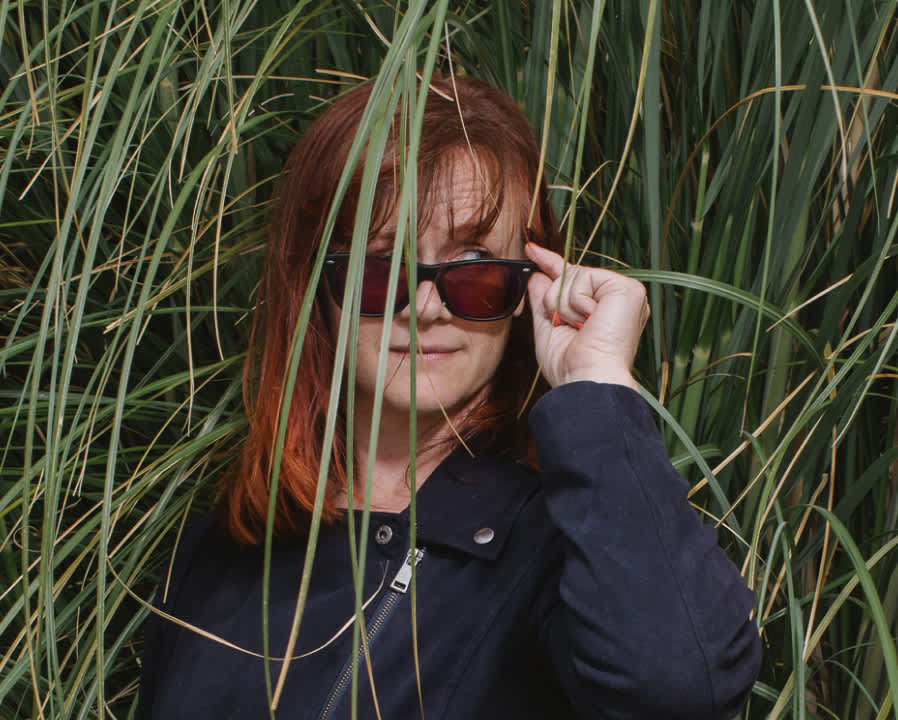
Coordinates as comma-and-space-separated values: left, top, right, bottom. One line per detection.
323, 253, 536, 321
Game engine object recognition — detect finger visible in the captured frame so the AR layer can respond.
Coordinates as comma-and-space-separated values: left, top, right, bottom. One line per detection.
526, 269, 554, 323
528, 271, 582, 338
543, 267, 596, 328
565, 269, 600, 319
640, 294, 651, 329
524, 242, 567, 281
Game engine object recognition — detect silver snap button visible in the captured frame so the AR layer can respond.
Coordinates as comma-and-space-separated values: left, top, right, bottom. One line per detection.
375, 524, 393, 545
473, 527, 495, 545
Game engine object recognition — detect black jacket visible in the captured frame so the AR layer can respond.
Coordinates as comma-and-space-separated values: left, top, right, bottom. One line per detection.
138, 382, 760, 719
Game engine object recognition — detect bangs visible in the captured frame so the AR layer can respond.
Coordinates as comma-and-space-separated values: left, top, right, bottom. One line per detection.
327, 78, 544, 257
333, 144, 524, 255
419, 148, 515, 250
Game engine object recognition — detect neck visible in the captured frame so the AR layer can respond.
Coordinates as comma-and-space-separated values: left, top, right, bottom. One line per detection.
338, 394, 482, 514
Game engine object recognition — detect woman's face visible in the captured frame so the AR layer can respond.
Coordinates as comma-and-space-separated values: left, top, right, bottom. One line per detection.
326, 153, 526, 428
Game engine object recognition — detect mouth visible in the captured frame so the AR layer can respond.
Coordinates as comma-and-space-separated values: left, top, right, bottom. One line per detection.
389, 346, 459, 359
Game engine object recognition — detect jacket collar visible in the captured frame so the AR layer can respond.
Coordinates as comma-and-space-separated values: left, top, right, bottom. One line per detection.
408, 444, 540, 561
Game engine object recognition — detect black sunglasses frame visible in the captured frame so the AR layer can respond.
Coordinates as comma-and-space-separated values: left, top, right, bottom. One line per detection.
323, 253, 537, 322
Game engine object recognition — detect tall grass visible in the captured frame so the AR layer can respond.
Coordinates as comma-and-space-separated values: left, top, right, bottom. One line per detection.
1, 1, 896, 718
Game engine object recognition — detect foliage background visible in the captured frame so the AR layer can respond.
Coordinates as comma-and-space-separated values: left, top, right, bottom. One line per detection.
2, 0, 897, 718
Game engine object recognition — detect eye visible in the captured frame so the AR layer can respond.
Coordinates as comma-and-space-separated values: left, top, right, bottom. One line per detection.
452, 247, 489, 262
365, 243, 393, 258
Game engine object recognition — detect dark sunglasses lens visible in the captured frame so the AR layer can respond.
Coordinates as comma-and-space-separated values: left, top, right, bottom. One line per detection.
441, 263, 523, 319
331, 257, 408, 315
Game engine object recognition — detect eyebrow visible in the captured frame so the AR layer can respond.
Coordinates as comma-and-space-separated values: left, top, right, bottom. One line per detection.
365, 227, 398, 252
364, 207, 519, 255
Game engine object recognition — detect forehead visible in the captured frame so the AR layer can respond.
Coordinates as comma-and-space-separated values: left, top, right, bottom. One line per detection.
435, 152, 498, 213
375, 150, 524, 253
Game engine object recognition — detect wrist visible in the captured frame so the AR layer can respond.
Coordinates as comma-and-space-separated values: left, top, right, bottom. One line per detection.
559, 369, 638, 391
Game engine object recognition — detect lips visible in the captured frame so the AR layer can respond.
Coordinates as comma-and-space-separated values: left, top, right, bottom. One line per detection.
388, 345, 459, 355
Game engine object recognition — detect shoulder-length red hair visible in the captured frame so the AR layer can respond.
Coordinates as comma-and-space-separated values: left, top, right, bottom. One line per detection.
219, 75, 562, 545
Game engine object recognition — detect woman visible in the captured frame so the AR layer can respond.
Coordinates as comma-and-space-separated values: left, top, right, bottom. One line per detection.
138, 76, 760, 719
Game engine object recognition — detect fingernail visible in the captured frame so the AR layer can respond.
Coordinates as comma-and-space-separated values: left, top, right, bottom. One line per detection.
552, 312, 561, 327
575, 321, 584, 330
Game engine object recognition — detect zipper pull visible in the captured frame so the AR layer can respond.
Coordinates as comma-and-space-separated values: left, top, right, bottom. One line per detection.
390, 548, 424, 593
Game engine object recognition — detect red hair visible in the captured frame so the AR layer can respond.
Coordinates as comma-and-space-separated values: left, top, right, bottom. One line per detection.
219, 75, 562, 545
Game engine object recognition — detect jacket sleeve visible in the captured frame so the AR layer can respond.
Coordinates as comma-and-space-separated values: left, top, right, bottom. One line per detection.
528, 382, 760, 720
136, 515, 216, 719
136, 594, 161, 720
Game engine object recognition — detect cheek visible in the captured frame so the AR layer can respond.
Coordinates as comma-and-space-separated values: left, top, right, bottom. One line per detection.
353, 317, 401, 368
469, 319, 513, 369
325, 303, 388, 364
324, 297, 342, 339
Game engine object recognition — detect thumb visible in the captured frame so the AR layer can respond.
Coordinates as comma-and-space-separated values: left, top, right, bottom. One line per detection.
526, 268, 555, 333
526, 269, 552, 310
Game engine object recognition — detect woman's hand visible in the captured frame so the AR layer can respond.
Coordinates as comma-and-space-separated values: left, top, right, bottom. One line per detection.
525, 243, 649, 390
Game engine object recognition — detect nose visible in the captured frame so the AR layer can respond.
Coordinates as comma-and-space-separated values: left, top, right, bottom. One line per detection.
399, 278, 452, 323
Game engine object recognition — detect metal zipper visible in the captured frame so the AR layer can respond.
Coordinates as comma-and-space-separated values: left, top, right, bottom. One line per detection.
318, 549, 424, 719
